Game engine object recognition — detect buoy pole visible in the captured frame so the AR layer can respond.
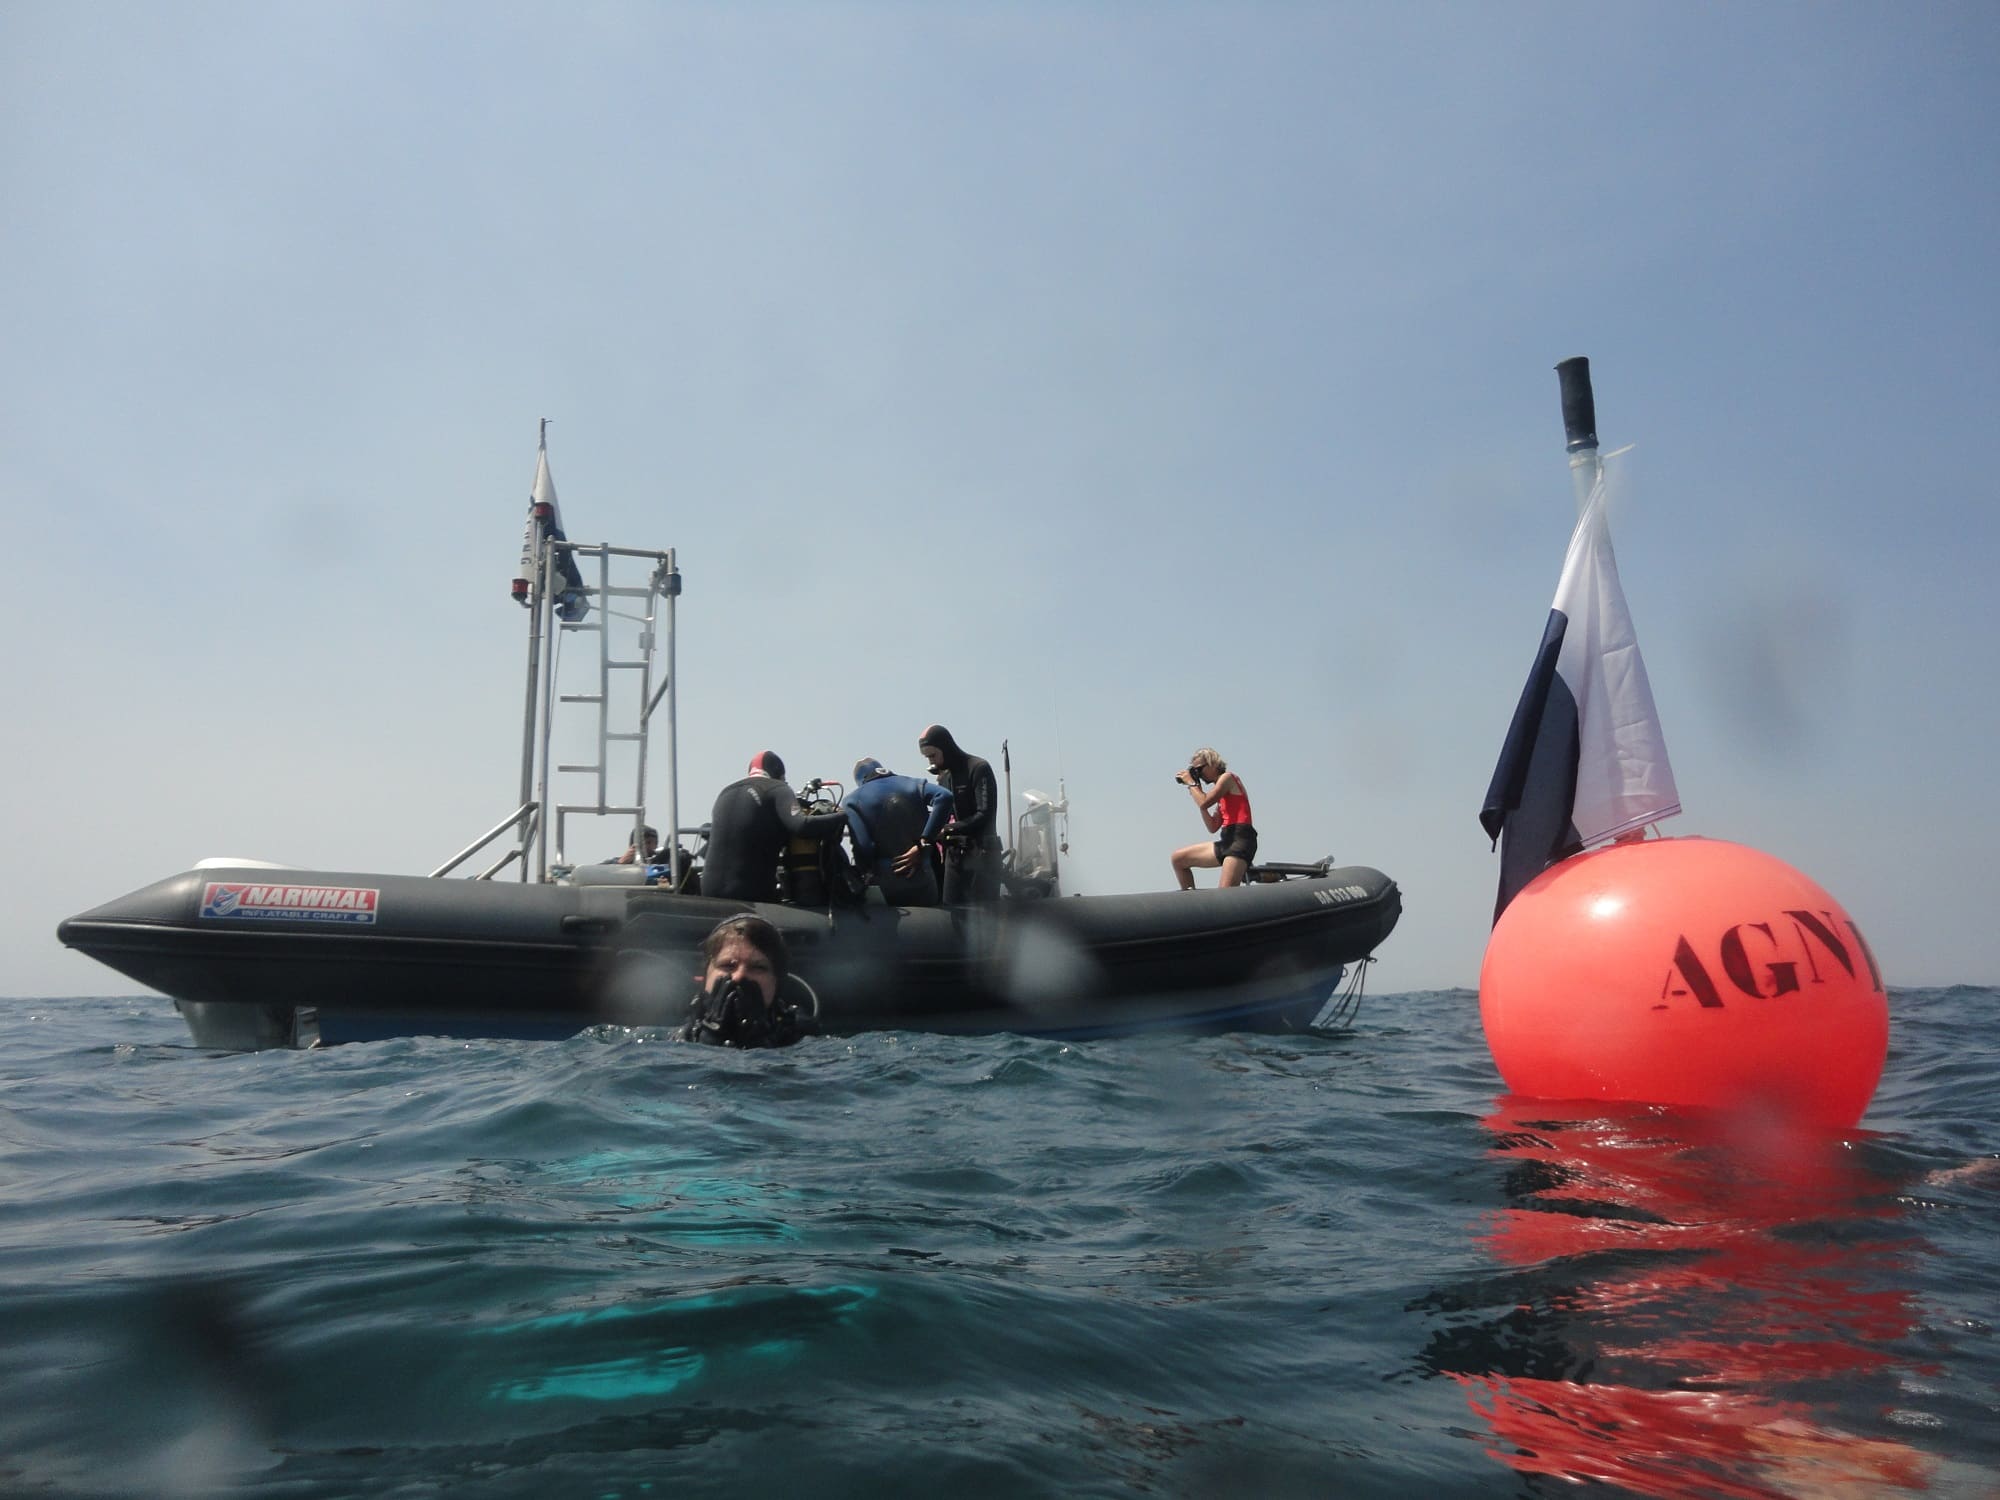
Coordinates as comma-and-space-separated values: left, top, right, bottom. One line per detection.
1555, 356, 1599, 514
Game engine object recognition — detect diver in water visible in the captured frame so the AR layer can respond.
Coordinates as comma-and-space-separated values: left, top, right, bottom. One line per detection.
843, 758, 954, 906
699, 751, 847, 902
677, 914, 815, 1049
917, 724, 1003, 903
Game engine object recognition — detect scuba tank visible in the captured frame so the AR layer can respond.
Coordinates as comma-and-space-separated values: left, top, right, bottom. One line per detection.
779, 780, 841, 906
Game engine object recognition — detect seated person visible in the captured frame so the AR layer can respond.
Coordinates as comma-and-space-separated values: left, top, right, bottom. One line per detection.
843, 758, 953, 907
700, 751, 847, 902
677, 914, 814, 1049
605, 826, 661, 865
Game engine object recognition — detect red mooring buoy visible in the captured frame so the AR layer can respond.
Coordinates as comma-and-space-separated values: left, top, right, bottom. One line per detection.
1478, 837, 1887, 1128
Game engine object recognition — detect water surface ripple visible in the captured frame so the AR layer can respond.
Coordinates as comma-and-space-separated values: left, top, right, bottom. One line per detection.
1, 988, 1995, 1497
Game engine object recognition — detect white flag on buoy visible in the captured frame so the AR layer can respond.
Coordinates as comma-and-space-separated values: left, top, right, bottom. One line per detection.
1479, 466, 1680, 921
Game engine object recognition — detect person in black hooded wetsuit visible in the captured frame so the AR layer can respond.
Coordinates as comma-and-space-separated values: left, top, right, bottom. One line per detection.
917, 724, 1003, 903
699, 751, 847, 903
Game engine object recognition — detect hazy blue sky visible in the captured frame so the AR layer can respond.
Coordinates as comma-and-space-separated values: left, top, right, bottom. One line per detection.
7, 2, 1996, 997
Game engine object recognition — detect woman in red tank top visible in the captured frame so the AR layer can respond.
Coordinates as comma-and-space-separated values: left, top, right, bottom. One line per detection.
1171, 746, 1259, 889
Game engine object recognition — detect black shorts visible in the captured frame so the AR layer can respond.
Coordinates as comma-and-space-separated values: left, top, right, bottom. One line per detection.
1214, 823, 1258, 866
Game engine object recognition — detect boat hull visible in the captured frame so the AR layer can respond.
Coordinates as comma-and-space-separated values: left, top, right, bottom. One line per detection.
58, 865, 1402, 1049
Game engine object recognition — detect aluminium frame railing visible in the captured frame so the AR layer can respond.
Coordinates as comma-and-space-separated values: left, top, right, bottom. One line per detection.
431, 505, 681, 882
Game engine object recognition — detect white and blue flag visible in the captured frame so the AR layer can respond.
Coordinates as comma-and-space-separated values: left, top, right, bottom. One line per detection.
1479, 467, 1680, 921
512, 427, 589, 622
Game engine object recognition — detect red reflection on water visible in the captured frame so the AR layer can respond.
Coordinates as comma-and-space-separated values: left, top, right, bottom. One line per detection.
1456, 1374, 1936, 1499
1459, 1096, 1939, 1497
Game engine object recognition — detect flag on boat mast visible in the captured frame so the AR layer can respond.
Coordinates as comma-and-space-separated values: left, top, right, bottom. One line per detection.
1479, 418, 1679, 923
511, 419, 589, 622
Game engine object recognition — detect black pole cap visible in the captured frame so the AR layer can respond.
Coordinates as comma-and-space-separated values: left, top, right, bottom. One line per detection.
1555, 356, 1598, 452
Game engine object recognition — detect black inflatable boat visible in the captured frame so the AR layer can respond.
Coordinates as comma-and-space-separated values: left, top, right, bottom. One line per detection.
54, 432, 1401, 1048
58, 860, 1401, 1049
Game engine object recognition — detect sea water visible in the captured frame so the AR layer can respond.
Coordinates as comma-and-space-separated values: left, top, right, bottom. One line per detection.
1, 988, 1995, 1498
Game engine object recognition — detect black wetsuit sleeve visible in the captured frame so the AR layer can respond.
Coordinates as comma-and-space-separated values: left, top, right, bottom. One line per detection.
965, 760, 999, 842
778, 801, 848, 840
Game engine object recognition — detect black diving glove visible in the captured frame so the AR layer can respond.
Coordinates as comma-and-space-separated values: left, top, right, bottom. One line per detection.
680, 978, 806, 1049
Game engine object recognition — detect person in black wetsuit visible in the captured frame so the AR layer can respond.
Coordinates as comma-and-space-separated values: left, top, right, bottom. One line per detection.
677, 914, 814, 1048
917, 724, 1003, 903
699, 751, 847, 903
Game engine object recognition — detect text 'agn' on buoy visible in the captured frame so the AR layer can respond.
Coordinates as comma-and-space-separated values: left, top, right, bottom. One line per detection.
1478, 837, 1886, 1128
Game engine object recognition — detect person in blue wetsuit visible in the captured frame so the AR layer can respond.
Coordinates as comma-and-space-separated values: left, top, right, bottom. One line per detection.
843, 758, 953, 907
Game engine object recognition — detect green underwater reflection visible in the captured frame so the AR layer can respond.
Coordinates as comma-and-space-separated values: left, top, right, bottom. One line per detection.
530, 1147, 805, 1243
490, 1349, 708, 1403
481, 1283, 878, 1405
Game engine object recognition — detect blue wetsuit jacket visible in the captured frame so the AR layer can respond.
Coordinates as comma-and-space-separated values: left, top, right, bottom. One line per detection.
844, 773, 954, 879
